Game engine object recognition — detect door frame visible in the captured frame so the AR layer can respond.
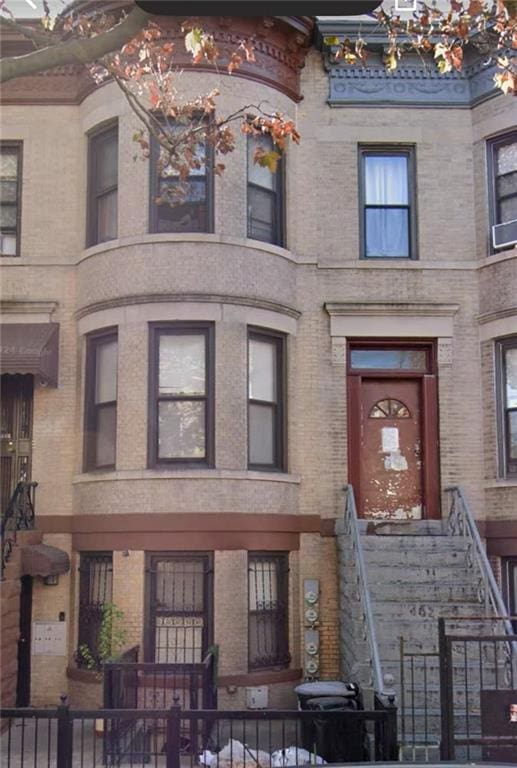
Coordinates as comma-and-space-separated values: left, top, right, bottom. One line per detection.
16, 575, 33, 707
347, 339, 441, 520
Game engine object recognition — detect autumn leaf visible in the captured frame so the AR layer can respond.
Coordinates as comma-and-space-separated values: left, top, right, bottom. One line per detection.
255, 149, 282, 173
228, 52, 243, 74
240, 40, 255, 62
324, 36, 341, 46
184, 28, 203, 57
467, 0, 484, 15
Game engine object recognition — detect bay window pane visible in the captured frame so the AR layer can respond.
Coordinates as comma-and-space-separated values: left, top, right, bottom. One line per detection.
0, 205, 17, 228
95, 405, 116, 467
500, 196, 517, 224
509, 412, 517, 460
248, 186, 274, 243
97, 190, 117, 243
365, 155, 408, 205
497, 142, 517, 175
0, 233, 16, 255
506, 349, 517, 408
159, 334, 205, 395
158, 400, 205, 459
248, 135, 275, 190
95, 340, 117, 404
1, 180, 18, 202
366, 208, 409, 257
249, 403, 274, 465
249, 339, 276, 402
97, 133, 118, 191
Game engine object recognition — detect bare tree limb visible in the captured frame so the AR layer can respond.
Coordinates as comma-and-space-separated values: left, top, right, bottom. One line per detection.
0, 5, 150, 83
0, 16, 58, 48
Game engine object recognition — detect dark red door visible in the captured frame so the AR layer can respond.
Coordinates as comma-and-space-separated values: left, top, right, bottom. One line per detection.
360, 379, 423, 520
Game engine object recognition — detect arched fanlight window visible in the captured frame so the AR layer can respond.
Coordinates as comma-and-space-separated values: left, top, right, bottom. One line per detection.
369, 399, 410, 419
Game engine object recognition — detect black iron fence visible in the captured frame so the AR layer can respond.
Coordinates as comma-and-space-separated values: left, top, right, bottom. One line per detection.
0, 698, 398, 767
439, 616, 517, 763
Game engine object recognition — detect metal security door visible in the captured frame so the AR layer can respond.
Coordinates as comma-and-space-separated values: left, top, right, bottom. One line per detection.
360, 378, 423, 520
147, 554, 212, 663
1, 374, 33, 512
16, 575, 32, 706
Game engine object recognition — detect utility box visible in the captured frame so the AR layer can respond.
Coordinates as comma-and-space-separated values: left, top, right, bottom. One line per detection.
246, 686, 268, 709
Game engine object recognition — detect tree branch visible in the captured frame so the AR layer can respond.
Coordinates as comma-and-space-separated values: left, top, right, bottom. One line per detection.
0, 16, 58, 48
0, 5, 150, 83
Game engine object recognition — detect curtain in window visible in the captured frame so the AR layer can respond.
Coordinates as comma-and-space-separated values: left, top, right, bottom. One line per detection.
365, 155, 409, 257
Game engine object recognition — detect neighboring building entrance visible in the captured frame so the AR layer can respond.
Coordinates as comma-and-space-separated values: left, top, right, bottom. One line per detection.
347, 342, 440, 519
16, 575, 32, 707
0, 374, 33, 511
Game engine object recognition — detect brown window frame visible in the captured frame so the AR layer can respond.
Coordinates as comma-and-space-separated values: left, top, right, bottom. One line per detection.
358, 145, 418, 260
144, 552, 214, 663
487, 131, 517, 254
148, 322, 215, 468
77, 551, 113, 669
496, 336, 517, 478
149, 123, 214, 235
247, 134, 285, 247
248, 552, 290, 672
1, 141, 23, 258
86, 122, 118, 248
83, 328, 118, 472
247, 328, 287, 472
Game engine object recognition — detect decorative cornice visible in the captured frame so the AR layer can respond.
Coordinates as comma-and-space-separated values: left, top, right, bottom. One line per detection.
316, 19, 500, 108
325, 301, 459, 318
76, 293, 301, 320
0, 300, 58, 316
478, 305, 517, 325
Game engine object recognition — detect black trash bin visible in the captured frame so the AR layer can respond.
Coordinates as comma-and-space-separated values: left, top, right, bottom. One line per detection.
304, 696, 367, 763
294, 681, 361, 711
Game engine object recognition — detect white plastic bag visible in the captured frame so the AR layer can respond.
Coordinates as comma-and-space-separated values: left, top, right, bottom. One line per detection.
216, 739, 270, 768
271, 747, 326, 766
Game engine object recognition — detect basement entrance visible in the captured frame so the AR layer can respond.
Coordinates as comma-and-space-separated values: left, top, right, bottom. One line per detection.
347, 341, 440, 520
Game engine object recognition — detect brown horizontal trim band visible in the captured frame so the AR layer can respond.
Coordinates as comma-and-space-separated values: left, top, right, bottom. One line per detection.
487, 539, 517, 557
477, 520, 517, 539
218, 668, 302, 687
38, 513, 323, 535
72, 531, 300, 551
75, 293, 301, 321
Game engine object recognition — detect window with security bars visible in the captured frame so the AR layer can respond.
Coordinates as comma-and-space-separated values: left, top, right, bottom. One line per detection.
248, 553, 289, 671
247, 134, 284, 246
77, 552, 113, 668
147, 555, 212, 663
0, 142, 22, 256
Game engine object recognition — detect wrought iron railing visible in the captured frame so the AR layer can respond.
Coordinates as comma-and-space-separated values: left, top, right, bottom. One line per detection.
342, 485, 394, 702
445, 485, 514, 637
1, 481, 37, 577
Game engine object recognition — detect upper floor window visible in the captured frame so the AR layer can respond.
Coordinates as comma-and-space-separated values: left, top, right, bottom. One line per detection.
150, 127, 214, 234
149, 323, 214, 467
248, 553, 289, 671
87, 123, 118, 247
84, 329, 118, 471
247, 135, 284, 246
248, 329, 286, 471
497, 337, 517, 478
0, 142, 22, 257
488, 132, 517, 251
359, 146, 416, 259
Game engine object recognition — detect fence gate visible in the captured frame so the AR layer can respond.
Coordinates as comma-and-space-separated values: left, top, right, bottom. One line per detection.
439, 617, 517, 763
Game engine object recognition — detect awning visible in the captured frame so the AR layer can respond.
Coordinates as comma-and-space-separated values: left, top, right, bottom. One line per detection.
0, 323, 59, 386
21, 544, 70, 578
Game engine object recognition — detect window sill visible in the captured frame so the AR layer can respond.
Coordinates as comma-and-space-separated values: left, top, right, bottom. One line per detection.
73, 468, 301, 485
80, 233, 296, 264
484, 480, 517, 488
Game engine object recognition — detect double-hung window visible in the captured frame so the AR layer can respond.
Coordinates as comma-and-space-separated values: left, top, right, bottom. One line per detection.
247, 135, 284, 246
0, 142, 22, 256
149, 323, 214, 466
248, 553, 289, 671
77, 552, 113, 668
488, 132, 517, 251
248, 329, 286, 470
84, 330, 118, 471
87, 123, 118, 246
360, 146, 416, 259
497, 337, 517, 477
150, 125, 214, 233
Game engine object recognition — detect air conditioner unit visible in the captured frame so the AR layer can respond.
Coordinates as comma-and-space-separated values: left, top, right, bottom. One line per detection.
492, 219, 517, 250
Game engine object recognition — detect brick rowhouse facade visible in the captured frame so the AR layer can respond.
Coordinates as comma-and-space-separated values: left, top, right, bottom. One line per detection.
1, 6, 516, 711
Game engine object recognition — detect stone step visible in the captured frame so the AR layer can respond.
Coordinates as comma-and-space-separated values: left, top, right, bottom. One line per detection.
357, 520, 445, 536
360, 535, 467, 551
370, 581, 479, 603
372, 600, 482, 622
362, 547, 469, 567
361, 563, 473, 583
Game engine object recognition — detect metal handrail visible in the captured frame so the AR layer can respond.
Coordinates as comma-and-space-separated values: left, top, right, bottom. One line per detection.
445, 485, 514, 637
343, 485, 393, 700
1, 481, 37, 576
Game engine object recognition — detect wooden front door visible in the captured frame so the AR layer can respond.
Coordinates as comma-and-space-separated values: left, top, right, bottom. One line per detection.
361, 379, 423, 519
0, 374, 33, 511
